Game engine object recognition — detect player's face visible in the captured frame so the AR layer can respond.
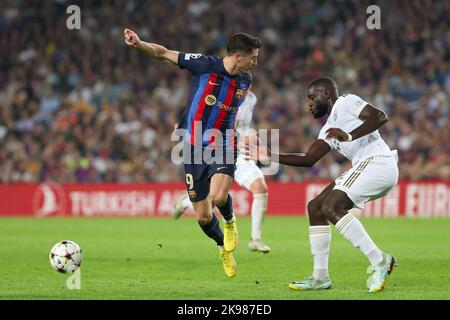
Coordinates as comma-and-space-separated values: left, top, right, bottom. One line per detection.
237, 49, 259, 72
308, 86, 329, 118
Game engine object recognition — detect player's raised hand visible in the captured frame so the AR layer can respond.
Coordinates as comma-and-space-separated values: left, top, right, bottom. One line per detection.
124, 28, 141, 48
325, 128, 351, 142
239, 137, 271, 165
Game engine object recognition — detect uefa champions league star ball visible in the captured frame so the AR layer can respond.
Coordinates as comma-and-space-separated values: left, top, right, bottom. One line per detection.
49, 240, 83, 273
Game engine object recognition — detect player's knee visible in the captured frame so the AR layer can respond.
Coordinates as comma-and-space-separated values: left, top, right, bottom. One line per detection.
196, 212, 212, 225
249, 178, 268, 195
210, 191, 228, 207
197, 216, 211, 225
252, 182, 268, 194
307, 199, 322, 219
321, 202, 339, 222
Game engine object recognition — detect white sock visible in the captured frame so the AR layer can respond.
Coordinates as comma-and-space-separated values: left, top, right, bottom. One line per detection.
251, 193, 267, 240
335, 213, 384, 266
310, 225, 332, 281
182, 194, 194, 210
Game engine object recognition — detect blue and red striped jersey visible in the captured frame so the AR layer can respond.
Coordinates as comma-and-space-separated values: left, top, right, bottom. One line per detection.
177, 52, 252, 149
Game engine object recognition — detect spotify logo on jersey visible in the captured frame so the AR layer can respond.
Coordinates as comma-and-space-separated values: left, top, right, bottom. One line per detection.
205, 95, 217, 106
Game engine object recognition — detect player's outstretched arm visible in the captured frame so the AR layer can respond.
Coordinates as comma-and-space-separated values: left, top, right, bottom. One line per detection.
277, 140, 331, 167
124, 28, 179, 65
325, 104, 388, 142
241, 139, 331, 167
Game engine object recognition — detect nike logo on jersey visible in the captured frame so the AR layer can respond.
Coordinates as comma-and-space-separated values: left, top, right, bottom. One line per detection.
217, 167, 227, 171
208, 81, 220, 86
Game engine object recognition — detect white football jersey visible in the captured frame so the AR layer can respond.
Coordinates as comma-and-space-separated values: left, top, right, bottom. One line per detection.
318, 94, 393, 165
235, 91, 257, 137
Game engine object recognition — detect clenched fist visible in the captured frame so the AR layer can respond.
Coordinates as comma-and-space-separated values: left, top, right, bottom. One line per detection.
124, 28, 141, 48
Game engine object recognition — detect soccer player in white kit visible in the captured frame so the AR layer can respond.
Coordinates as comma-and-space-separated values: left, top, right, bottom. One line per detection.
172, 90, 271, 253
243, 77, 399, 293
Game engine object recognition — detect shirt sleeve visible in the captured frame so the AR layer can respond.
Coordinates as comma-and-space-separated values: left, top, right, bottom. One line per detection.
318, 123, 334, 149
177, 53, 215, 75
339, 94, 369, 118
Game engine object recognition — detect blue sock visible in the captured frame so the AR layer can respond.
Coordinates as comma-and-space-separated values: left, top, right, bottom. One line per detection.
198, 214, 224, 246
217, 194, 234, 222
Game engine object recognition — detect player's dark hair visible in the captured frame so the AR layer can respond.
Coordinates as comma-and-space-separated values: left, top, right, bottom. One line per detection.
308, 77, 339, 96
226, 33, 261, 56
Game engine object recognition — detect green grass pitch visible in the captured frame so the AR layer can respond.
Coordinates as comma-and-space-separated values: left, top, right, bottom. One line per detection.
1, 216, 449, 300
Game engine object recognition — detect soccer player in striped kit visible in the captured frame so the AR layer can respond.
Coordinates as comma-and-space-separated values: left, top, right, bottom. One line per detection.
243, 77, 399, 293
172, 90, 271, 253
124, 28, 261, 277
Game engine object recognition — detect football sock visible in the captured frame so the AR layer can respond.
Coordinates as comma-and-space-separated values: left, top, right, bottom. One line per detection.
309, 225, 332, 281
251, 193, 267, 240
182, 195, 194, 210
217, 193, 234, 222
336, 213, 384, 266
198, 213, 224, 246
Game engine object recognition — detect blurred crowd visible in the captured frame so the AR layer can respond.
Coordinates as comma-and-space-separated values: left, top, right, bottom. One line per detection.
0, 0, 449, 183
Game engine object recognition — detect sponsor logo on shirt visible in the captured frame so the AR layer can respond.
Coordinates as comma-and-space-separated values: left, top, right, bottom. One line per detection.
217, 101, 237, 112
205, 95, 237, 112
205, 94, 217, 106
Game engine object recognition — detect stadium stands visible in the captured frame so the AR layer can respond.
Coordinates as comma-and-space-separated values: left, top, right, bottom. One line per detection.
0, 0, 448, 183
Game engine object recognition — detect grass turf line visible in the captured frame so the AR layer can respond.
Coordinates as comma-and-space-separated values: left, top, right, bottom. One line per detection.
0, 216, 449, 300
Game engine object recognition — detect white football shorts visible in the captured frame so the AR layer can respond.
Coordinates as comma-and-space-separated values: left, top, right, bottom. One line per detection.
334, 152, 399, 209
234, 154, 265, 189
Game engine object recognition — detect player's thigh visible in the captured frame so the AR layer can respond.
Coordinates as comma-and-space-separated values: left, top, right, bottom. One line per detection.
209, 156, 235, 205
183, 163, 210, 202
333, 156, 398, 209
235, 156, 265, 191
210, 173, 233, 200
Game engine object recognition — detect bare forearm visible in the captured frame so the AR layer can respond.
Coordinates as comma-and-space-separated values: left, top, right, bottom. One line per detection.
137, 41, 168, 60
246, 140, 329, 168
274, 153, 316, 167
269, 140, 330, 167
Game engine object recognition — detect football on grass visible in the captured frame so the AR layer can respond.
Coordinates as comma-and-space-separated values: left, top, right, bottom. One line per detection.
49, 240, 83, 273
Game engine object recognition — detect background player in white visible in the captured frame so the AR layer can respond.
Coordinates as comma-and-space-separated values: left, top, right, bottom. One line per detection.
243, 77, 399, 293
172, 90, 270, 253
